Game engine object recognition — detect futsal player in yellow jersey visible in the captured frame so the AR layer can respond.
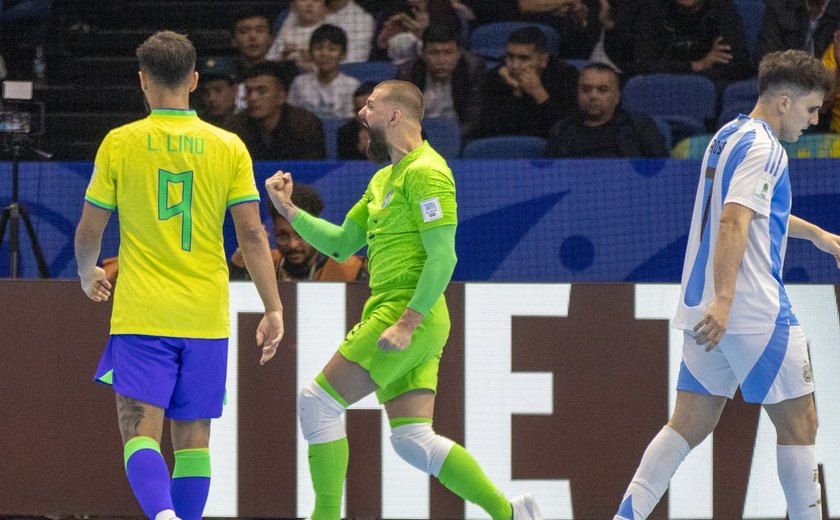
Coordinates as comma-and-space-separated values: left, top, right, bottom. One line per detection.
74, 31, 284, 520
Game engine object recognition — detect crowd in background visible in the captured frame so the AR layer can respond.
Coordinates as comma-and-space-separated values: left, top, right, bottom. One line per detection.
3, 0, 840, 160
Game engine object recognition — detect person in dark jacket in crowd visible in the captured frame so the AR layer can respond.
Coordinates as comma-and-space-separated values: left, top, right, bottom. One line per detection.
606, 0, 753, 83
476, 26, 579, 138
759, 0, 840, 59
397, 24, 485, 137
546, 63, 668, 157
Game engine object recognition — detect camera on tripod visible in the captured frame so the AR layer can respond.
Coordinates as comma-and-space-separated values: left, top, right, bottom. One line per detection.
0, 80, 51, 278
1, 80, 45, 144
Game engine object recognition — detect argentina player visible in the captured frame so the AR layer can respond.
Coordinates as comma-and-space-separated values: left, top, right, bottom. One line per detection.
615, 50, 840, 520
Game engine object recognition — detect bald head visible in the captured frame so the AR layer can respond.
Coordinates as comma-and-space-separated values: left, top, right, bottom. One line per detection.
376, 80, 425, 122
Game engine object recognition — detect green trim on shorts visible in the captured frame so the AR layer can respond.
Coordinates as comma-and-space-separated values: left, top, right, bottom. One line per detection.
173, 448, 211, 478
124, 436, 161, 468
97, 369, 114, 385
316, 372, 349, 408
389, 417, 433, 429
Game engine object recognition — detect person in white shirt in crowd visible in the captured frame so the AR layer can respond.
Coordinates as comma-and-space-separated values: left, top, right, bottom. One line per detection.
287, 24, 361, 119
266, 0, 327, 70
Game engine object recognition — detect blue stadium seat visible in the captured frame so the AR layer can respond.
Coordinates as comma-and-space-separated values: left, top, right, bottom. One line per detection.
621, 73, 717, 144
460, 135, 547, 159
651, 115, 674, 152
734, 0, 766, 63
469, 22, 560, 61
422, 117, 462, 160
339, 61, 396, 84
319, 117, 345, 160
564, 59, 589, 71
717, 78, 758, 129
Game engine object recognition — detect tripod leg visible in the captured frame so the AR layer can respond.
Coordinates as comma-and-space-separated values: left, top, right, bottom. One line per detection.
18, 205, 50, 278
0, 208, 9, 246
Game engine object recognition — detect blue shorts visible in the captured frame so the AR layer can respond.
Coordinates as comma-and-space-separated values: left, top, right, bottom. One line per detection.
93, 334, 228, 420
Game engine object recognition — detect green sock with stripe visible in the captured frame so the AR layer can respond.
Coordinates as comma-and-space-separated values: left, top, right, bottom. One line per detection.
437, 443, 513, 520
308, 373, 349, 520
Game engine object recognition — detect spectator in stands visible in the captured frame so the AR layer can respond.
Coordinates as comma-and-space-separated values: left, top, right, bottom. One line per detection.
230, 184, 368, 281
517, 0, 604, 59
760, 0, 840, 59
476, 25, 579, 138
266, 0, 328, 70
397, 24, 484, 136
0, 0, 52, 79
545, 63, 668, 157
337, 81, 376, 159
608, 0, 753, 83
288, 24, 361, 119
273, 0, 375, 63
230, 7, 275, 76
325, 0, 375, 63
371, 0, 464, 64
226, 61, 326, 160
197, 56, 238, 127
818, 29, 840, 132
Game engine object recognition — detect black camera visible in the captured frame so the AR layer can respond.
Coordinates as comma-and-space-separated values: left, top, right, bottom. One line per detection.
0, 80, 44, 138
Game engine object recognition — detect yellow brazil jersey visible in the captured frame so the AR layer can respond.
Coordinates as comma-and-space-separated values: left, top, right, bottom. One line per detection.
85, 109, 259, 338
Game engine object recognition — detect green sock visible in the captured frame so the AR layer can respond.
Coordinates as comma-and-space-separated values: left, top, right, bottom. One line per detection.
308, 438, 349, 520
437, 444, 512, 520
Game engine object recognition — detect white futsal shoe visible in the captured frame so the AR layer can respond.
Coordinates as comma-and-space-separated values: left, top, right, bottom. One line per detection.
511, 493, 543, 520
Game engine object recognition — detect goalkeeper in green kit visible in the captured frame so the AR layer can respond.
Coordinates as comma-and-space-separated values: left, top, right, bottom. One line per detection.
265, 80, 542, 520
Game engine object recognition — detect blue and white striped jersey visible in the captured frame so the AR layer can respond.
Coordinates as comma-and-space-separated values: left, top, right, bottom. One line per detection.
674, 115, 798, 334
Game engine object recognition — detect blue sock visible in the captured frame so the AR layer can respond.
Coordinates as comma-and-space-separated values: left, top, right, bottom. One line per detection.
124, 436, 174, 519
171, 448, 211, 520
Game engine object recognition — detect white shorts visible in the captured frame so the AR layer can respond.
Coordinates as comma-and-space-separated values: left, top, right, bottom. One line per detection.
677, 325, 814, 404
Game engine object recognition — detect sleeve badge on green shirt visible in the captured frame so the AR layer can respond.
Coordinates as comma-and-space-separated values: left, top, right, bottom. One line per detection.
420, 197, 443, 223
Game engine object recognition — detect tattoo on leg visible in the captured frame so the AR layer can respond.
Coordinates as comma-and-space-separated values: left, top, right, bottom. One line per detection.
117, 395, 146, 440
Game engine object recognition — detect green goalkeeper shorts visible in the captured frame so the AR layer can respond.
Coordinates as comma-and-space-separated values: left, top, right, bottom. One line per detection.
338, 288, 450, 403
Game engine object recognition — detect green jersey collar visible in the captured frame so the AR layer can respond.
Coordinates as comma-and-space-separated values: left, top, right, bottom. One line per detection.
151, 108, 197, 117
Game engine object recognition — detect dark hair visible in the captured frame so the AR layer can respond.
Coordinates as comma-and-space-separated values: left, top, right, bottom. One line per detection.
581, 62, 617, 75
758, 50, 832, 98
507, 26, 549, 54
136, 31, 196, 89
354, 81, 377, 98
241, 60, 298, 91
268, 184, 325, 220
310, 24, 348, 52
230, 7, 271, 35
421, 23, 459, 46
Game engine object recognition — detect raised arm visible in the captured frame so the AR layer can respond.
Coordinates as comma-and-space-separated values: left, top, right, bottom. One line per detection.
265, 171, 367, 261
230, 201, 285, 365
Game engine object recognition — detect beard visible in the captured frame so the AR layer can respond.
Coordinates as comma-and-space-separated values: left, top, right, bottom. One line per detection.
366, 125, 390, 164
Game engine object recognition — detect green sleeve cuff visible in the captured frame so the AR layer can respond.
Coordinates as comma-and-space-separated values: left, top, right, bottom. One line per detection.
407, 225, 457, 316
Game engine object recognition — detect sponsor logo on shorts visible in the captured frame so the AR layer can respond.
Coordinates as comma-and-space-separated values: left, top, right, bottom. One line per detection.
803, 360, 813, 383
